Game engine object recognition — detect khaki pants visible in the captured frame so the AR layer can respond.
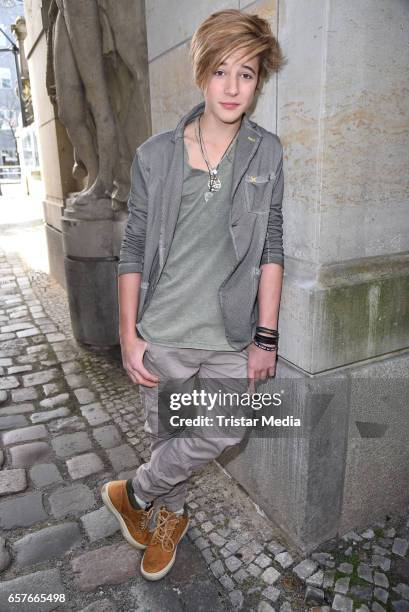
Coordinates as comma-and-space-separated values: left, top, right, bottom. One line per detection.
131, 341, 250, 512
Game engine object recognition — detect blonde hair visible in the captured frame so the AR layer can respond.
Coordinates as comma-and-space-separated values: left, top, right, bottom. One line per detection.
190, 9, 286, 91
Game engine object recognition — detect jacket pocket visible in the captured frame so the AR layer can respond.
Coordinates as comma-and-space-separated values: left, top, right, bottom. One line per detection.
244, 173, 275, 214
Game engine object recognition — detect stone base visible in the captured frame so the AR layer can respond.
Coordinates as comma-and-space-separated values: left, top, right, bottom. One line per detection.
61, 201, 125, 348
64, 195, 114, 221
45, 224, 66, 291
64, 257, 119, 347
218, 350, 409, 553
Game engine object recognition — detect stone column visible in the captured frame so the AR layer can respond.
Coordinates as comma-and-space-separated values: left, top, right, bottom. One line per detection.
224, 0, 409, 551
23, 0, 78, 288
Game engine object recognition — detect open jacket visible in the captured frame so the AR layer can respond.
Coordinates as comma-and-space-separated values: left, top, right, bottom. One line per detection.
118, 101, 284, 350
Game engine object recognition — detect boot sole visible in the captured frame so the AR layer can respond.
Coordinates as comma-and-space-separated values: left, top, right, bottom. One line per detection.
140, 518, 190, 581
101, 482, 148, 550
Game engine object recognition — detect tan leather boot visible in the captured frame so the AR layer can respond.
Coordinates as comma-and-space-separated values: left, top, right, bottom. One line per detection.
101, 480, 154, 549
141, 505, 189, 581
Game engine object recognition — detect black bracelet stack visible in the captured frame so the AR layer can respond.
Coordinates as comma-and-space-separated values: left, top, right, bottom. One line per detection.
253, 326, 279, 352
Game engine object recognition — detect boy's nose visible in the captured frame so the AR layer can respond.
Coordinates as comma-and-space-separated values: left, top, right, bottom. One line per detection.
224, 77, 239, 95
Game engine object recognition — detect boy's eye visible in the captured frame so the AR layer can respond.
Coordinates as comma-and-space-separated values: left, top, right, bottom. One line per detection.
242, 73, 253, 79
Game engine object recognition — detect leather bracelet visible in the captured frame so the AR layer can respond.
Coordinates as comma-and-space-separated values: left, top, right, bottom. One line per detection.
256, 326, 279, 337
253, 339, 278, 352
254, 331, 278, 342
254, 334, 278, 345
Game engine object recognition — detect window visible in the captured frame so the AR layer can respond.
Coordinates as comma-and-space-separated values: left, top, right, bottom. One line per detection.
0, 68, 12, 89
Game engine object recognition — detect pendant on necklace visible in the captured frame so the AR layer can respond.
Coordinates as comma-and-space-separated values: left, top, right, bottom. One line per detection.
204, 191, 214, 202
208, 176, 221, 192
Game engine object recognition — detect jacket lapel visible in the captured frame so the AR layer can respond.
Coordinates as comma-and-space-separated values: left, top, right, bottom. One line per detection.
159, 102, 205, 270
159, 137, 184, 269
158, 103, 263, 272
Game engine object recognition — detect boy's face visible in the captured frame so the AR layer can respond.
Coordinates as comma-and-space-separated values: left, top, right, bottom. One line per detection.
203, 48, 260, 124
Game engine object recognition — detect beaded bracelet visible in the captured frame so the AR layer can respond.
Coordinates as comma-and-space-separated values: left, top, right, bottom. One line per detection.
253, 339, 278, 352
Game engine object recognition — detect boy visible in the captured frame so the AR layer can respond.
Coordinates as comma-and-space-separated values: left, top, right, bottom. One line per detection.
101, 9, 285, 581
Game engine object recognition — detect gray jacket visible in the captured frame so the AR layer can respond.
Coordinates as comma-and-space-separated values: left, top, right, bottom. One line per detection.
118, 101, 284, 350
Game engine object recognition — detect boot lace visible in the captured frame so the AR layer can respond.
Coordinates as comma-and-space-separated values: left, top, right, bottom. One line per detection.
150, 507, 181, 552
138, 505, 154, 531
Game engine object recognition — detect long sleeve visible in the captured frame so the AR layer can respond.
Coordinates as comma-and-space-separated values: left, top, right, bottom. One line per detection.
118, 149, 149, 276
260, 143, 284, 268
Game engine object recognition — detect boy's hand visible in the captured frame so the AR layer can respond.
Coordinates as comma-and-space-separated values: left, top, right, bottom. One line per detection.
120, 336, 159, 387
247, 342, 277, 393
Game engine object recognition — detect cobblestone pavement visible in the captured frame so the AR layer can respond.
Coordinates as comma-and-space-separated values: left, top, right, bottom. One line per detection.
1, 232, 409, 612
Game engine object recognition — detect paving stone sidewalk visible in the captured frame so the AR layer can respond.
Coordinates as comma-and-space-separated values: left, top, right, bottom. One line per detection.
1, 242, 409, 612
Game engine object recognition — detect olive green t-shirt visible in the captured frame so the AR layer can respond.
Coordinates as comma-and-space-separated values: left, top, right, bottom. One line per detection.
137, 137, 238, 350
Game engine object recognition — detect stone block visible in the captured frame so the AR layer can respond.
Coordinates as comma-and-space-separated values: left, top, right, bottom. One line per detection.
145, 0, 236, 61
11, 387, 38, 401
2, 424, 48, 445
29, 463, 63, 487
0, 414, 28, 430
293, 559, 319, 581
14, 522, 82, 567
43, 382, 61, 396
106, 444, 139, 472
8, 365, 32, 374
22, 368, 59, 387
1, 321, 33, 333
48, 416, 86, 433
65, 373, 89, 388
92, 425, 122, 449
74, 388, 96, 405
0, 376, 19, 390
71, 543, 140, 591
17, 327, 41, 338
80, 506, 120, 542
39, 393, 69, 408
66, 452, 105, 479
261, 566, 281, 585
49, 484, 95, 518
31, 407, 71, 424
0, 402, 35, 415
0, 491, 47, 529
0, 468, 27, 496
80, 402, 110, 426
10, 442, 54, 467
61, 361, 81, 374
51, 432, 93, 457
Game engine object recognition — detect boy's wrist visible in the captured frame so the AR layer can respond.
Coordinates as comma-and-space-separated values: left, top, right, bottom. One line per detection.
119, 328, 138, 343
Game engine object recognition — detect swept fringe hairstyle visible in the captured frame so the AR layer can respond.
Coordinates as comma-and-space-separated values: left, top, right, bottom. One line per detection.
190, 9, 286, 91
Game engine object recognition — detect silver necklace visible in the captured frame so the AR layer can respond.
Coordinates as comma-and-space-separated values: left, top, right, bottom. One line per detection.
196, 115, 240, 193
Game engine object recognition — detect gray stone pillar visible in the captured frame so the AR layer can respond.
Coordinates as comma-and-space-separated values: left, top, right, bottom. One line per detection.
61, 200, 125, 347
220, 0, 409, 551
